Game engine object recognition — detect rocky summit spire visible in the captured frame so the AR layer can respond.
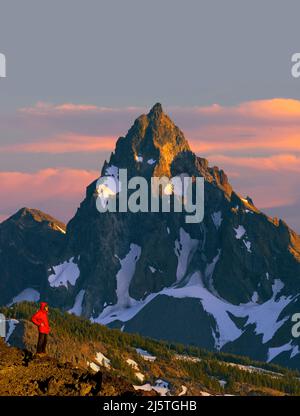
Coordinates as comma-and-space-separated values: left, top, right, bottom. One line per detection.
107, 103, 191, 177
148, 102, 163, 119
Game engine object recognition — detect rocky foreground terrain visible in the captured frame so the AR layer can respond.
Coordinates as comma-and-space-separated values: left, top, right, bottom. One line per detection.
1, 302, 300, 396
0, 339, 141, 396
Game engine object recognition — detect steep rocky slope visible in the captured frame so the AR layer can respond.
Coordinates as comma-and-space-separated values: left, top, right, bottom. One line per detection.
0, 208, 65, 305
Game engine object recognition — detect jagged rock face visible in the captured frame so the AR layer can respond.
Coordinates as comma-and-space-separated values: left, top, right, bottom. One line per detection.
2, 104, 300, 368
105, 102, 190, 179
0, 208, 66, 305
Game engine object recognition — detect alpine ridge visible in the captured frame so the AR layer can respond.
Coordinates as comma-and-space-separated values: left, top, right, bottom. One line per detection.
2, 104, 300, 369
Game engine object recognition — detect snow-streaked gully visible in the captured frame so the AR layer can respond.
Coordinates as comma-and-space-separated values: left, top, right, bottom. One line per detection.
96, 169, 204, 224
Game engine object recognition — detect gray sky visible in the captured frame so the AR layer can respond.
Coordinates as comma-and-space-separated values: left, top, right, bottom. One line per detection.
1, 0, 300, 110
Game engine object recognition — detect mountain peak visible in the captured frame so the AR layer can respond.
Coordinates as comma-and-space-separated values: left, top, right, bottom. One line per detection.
107, 104, 191, 177
2, 207, 66, 233
148, 102, 163, 118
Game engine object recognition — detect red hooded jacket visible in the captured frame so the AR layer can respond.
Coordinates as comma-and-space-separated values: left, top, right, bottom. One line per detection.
31, 302, 50, 334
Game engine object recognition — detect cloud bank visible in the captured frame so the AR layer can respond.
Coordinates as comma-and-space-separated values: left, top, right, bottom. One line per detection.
1, 99, 300, 230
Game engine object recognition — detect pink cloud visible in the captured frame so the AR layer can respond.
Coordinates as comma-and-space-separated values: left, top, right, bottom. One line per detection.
19, 102, 144, 115
2, 98, 300, 229
6, 98, 300, 158
0, 168, 99, 223
0, 134, 116, 154
208, 154, 300, 172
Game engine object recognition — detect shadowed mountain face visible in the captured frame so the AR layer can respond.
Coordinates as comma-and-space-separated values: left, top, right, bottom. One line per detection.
0, 208, 66, 305
2, 104, 300, 368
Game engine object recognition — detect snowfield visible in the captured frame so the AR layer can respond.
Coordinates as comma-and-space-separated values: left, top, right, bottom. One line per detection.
8, 288, 40, 306
267, 341, 300, 362
93, 244, 141, 322
136, 348, 156, 362
234, 225, 246, 239
115, 244, 141, 308
48, 258, 80, 289
174, 228, 199, 282
94, 268, 295, 356
91, 231, 297, 361
68, 289, 85, 316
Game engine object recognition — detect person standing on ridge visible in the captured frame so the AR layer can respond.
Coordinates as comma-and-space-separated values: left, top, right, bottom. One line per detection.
31, 302, 50, 355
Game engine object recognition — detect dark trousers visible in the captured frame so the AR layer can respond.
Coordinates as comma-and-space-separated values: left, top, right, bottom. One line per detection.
36, 333, 47, 354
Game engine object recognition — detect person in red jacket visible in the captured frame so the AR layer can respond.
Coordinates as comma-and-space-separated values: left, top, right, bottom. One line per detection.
31, 302, 50, 355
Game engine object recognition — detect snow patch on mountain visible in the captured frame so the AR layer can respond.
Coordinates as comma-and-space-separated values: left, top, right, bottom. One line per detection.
68, 289, 85, 316
225, 361, 282, 376
291, 345, 300, 358
205, 250, 221, 295
87, 362, 100, 372
211, 211, 222, 229
234, 225, 246, 239
115, 244, 141, 308
8, 288, 40, 306
267, 342, 293, 362
174, 228, 199, 282
243, 240, 252, 253
174, 354, 201, 363
126, 358, 145, 381
105, 165, 119, 178
96, 165, 121, 209
126, 358, 139, 370
48, 258, 80, 289
136, 348, 156, 362
96, 178, 118, 208
147, 159, 156, 165
92, 263, 292, 354
5, 319, 19, 344
93, 244, 141, 322
135, 372, 145, 382
267, 341, 300, 362
239, 280, 291, 344
95, 352, 111, 368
